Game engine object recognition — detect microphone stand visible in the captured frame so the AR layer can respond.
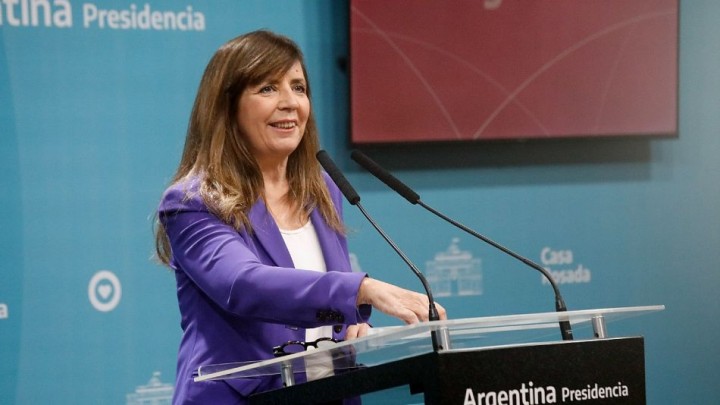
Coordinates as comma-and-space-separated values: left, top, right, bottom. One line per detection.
350, 150, 573, 341
316, 150, 451, 351
418, 200, 573, 341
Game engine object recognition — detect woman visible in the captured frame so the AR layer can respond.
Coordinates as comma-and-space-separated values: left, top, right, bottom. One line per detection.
156, 30, 445, 404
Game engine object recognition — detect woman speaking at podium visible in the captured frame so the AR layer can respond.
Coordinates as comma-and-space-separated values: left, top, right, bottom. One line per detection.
155, 30, 446, 404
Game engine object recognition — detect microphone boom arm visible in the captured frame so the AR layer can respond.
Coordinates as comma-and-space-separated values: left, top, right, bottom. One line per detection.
419, 200, 573, 340
316, 150, 449, 349
351, 150, 573, 341
355, 203, 441, 322
419, 200, 567, 310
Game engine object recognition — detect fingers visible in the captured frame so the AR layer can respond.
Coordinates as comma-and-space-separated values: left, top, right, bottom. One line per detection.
358, 277, 446, 324
435, 302, 448, 320
397, 307, 421, 325
357, 322, 370, 337
344, 323, 371, 340
344, 324, 360, 339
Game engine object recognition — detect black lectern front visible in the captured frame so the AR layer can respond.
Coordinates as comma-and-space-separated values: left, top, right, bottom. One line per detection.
195, 306, 663, 404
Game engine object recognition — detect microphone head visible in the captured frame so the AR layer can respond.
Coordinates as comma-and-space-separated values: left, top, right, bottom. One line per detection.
350, 150, 420, 204
316, 150, 361, 205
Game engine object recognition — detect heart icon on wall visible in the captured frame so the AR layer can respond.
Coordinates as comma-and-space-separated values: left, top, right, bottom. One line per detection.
88, 270, 122, 312
97, 284, 112, 300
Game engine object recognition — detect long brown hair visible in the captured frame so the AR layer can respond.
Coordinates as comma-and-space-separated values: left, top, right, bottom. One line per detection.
156, 30, 342, 265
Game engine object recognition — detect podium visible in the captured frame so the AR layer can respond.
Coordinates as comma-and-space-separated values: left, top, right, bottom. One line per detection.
195, 305, 663, 404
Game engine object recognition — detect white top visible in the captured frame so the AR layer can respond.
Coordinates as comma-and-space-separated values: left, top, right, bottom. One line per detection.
280, 221, 327, 274
280, 221, 334, 380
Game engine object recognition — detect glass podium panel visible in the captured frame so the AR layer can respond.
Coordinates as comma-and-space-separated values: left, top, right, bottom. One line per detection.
195, 305, 664, 383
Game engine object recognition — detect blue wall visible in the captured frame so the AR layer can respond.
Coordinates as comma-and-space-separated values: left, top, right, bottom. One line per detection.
1, 1, 718, 403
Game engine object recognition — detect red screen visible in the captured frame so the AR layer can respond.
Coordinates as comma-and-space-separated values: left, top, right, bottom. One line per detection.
350, 0, 678, 143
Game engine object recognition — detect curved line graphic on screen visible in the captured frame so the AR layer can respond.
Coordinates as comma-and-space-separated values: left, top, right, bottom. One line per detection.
352, 25, 551, 137
471, 9, 677, 139
352, 7, 462, 139
593, 23, 639, 133
353, 7, 555, 138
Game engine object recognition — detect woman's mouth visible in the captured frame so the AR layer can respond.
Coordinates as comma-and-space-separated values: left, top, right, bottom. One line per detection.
270, 121, 297, 129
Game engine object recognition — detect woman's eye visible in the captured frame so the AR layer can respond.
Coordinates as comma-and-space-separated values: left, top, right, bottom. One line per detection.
293, 84, 307, 93
258, 85, 275, 94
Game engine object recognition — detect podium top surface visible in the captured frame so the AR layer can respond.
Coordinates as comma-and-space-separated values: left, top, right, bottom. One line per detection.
194, 305, 664, 382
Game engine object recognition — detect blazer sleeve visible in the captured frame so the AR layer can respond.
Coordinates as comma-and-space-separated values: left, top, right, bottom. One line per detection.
158, 182, 370, 328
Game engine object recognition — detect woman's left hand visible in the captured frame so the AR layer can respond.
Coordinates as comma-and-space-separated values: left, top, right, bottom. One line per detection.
344, 323, 370, 340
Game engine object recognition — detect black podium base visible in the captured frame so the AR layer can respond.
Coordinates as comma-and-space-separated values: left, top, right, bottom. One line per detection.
250, 337, 646, 405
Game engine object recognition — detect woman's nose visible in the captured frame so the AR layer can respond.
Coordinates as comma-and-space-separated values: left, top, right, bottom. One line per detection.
277, 86, 300, 110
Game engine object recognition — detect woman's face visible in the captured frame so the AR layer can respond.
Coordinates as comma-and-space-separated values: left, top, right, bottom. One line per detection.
236, 60, 310, 167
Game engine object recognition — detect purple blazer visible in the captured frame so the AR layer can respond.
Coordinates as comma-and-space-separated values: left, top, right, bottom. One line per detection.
158, 173, 370, 404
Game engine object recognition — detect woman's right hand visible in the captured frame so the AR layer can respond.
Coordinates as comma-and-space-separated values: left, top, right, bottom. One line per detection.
356, 277, 447, 324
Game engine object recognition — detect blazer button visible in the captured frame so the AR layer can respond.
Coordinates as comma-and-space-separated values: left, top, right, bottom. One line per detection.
333, 325, 343, 334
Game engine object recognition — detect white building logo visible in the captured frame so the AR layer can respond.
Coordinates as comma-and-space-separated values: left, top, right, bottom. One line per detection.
426, 238, 483, 297
88, 270, 122, 312
126, 371, 174, 404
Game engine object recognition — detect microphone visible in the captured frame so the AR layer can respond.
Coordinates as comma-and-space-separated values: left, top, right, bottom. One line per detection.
350, 150, 574, 341
316, 150, 450, 351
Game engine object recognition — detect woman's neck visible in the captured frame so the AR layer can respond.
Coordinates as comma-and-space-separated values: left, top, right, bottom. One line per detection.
261, 163, 306, 230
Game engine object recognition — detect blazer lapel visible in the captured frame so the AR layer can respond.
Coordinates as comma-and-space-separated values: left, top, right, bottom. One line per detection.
248, 199, 348, 272
248, 199, 294, 268
310, 209, 349, 273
